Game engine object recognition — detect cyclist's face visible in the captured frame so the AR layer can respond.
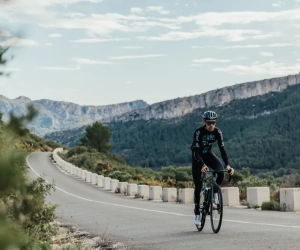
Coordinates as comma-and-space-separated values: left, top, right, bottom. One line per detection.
204, 120, 216, 131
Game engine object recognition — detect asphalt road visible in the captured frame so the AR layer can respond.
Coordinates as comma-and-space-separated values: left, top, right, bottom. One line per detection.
27, 152, 300, 250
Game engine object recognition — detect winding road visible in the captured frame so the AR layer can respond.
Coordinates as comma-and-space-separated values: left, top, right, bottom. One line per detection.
27, 152, 300, 250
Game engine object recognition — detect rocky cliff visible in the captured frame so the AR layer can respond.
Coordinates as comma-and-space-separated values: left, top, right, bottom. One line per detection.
103, 74, 300, 123
0, 96, 148, 135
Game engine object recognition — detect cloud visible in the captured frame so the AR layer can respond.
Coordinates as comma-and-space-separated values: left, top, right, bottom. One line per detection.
70, 38, 129, 43
193, 42, 295, 50
213, 61, 300, 76
193, 58, 231, 63
49, 33, 62, 38
3, 68, 21, 71
43, 0, 103, 5
251, 32, 282, 39
227, 44, 261, 48
39, 13, 149, 35
218, 43, 293, 49
40, 66, 80, 71
268, 43, 292, 47
72, 58, 112, 65
191, 46, 207, 49
45, 43, 52, 46
109, 54, 167, 60
0, 0, 103, 26
122, 46, 143, 49
130, 7, 143, 15
138, 28, 261, 41
0, 29, 12, 37
176, 8, 300, 27
5, 3, 300, 41
272, 1, 284, 7
0, 37, 37, 46
147, 6, 170, 15
1, 3, 152, 35
64, 12, 86, 18
260, 52, 274, 57
132, 21, 181, 30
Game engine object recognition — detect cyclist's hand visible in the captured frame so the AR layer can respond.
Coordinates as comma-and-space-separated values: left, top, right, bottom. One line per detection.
226, 165, 234, 175
201, 164, 209, 173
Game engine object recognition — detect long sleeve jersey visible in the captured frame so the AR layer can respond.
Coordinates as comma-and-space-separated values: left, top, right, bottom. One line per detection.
191, 125, 229, 166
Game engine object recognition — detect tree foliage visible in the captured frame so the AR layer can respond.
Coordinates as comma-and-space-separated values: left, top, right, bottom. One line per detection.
106, 83, 300, 173
0, 45, 11, 76
0, 106, 57, 249
80, 121, 112, 153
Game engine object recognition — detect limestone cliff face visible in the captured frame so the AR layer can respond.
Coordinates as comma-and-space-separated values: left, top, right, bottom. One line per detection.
103, 74, 300, 123
0, 96, 148, 135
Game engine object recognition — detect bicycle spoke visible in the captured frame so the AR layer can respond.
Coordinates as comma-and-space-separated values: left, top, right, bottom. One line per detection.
196, 191, 207, 231
210, 185, 223, 233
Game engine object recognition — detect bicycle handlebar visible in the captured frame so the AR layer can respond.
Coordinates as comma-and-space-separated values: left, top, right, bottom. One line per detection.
206, 169, 230, 173
204, 168, 233, 182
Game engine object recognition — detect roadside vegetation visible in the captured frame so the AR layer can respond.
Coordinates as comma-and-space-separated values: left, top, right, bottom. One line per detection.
59, 121, 300, 212
1, 21, 133, 247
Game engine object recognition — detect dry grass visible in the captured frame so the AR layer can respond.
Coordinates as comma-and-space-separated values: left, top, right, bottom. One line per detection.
51, 221, 131, 250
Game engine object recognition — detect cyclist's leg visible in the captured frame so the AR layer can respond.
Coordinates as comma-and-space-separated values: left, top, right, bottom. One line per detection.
192, 156, 202, 214
202, 152, 224, 191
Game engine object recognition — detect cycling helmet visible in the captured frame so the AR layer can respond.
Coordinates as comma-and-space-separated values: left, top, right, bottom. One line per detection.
202, 111, 217, 120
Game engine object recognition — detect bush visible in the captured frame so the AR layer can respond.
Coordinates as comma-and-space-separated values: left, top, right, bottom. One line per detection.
0, 106, 58, 249
66, 146, 92, 157
261, 201, 281, 211
108, 171, 133, 182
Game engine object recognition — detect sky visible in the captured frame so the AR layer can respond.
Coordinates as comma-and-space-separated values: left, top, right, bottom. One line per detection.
0, 0, 300, 106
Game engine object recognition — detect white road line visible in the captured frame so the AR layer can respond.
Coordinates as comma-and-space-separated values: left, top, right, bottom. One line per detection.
223, 219, 300, 229
26, 153, 300, 229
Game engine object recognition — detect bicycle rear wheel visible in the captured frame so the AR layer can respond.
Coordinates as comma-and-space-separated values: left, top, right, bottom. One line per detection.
210, 184, 223, 233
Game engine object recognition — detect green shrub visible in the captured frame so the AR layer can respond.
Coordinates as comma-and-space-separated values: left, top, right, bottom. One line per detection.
108, 171, 132, 182
66, 146, 89, 157
261, 201, 281, 211
0, 106, 58, 249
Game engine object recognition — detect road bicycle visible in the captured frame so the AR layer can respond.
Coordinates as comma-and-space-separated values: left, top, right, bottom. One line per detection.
196, 169, 231, 233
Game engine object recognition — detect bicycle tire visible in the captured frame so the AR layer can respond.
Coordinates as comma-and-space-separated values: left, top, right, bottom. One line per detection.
196, 191, 208, 231
210, 184, 223, 233
196, 207, 206, 231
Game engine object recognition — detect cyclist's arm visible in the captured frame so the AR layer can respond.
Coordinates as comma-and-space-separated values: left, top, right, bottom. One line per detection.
216, 129, 229, 166
192, 131, 205, 166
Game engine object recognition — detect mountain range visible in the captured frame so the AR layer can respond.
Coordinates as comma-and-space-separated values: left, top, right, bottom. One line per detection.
0, 95, 147, 135
2, 73, 300, 172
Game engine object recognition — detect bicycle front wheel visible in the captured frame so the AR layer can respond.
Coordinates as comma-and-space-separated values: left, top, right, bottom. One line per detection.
196, 190, 208, 231
210, 184, 223, 233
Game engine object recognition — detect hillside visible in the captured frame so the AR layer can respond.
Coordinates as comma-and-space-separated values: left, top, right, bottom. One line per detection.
0, 95, 148, 136
45, 83, 300, 174
102, 73, 300, 123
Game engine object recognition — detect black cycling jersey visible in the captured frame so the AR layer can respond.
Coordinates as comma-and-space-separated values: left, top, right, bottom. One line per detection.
191, 125, 229, 166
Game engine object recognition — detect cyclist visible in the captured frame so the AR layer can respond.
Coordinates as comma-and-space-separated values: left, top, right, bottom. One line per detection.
191, 110, 234, 226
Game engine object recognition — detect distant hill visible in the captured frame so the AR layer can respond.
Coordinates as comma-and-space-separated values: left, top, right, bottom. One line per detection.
101, 73, 300, 123
0, 95, 148, 136
44, 76, 300, 173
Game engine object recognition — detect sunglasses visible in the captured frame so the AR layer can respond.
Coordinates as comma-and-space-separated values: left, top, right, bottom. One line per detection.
206, 121, 216, 126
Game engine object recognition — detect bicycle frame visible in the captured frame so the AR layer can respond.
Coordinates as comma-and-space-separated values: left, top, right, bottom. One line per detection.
202, 169, 230, 200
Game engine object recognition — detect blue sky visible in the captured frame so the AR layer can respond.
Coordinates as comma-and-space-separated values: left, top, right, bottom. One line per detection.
0, 0, 300, 105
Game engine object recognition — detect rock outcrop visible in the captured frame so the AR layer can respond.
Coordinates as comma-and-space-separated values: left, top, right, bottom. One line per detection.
103, 74, 300, 123
0, 96, 148, 135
